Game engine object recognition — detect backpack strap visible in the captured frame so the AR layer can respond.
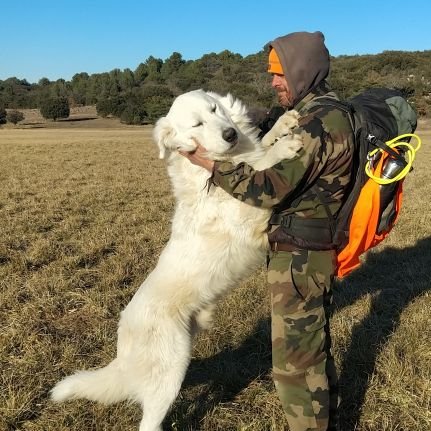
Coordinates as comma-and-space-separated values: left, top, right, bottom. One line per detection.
309, 96, 356, 135
268, 213, 335, 251
368, 134, 408, 167
306, 96, 356, 240
311, 184, 336, 239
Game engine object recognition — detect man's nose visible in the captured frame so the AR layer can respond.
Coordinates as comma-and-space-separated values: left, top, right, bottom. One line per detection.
271, 74, 280, 88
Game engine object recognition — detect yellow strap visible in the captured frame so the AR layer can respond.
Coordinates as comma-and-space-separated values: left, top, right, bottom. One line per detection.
365, 134, 421, 185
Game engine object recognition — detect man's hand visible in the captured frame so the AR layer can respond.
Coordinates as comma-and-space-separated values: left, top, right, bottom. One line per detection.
179, 143, 215, 172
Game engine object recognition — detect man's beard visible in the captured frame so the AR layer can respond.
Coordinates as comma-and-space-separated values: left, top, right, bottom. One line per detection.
278, 91, 294, 108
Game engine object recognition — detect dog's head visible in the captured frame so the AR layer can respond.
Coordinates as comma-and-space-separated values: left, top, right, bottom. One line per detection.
153, 90, 241, 159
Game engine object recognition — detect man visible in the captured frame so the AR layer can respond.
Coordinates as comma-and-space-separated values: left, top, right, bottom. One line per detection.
181, 31, 354, 431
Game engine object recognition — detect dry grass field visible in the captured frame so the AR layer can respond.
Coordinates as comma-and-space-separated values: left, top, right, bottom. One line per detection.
0, 118, 430, 431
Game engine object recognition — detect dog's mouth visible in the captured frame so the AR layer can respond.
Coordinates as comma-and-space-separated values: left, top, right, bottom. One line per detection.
226, 139, 238, 152
222, 127, 239, 152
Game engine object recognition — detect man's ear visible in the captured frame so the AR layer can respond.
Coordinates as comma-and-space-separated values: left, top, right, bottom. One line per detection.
153, 116, 176, 159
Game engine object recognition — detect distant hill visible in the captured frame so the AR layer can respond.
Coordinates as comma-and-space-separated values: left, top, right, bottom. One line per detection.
1, 49, 430, 121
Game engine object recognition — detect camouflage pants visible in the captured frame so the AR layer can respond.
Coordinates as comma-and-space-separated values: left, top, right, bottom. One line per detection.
268, 249, 339, 431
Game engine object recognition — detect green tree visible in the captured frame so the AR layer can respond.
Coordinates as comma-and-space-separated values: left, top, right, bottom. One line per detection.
40, 97, 70, 121
52, 79, 69, 98
120, 103, 147, 125
134, 63, 149, 83
0, 77, 34, 108
140, 85, 173, 122
86, 73, 109, 103
95, 98, 111, 117
96, 96, 126, 118
38, 77, 51, 86
141, 84, 173, 99
174, 61, 206, 91
71, 72, 90, 105
144, 56, 164, 83
120, 68, 135, 91
144, 95, 172, 122
161, 52, 185, 79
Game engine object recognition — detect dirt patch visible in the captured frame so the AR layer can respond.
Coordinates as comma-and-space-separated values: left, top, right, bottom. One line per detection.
4, 106, 145, 129
17, 106, 97, 124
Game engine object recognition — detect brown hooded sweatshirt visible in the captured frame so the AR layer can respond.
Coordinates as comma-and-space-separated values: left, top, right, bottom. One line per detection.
269, 31, 330, 107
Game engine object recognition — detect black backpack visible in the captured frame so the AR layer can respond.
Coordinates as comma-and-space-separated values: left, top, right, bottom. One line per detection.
267, 88, 419, 277
316, 88, 417, 245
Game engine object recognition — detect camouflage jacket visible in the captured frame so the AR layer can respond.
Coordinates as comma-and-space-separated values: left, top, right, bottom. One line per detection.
212, 81, 355, 242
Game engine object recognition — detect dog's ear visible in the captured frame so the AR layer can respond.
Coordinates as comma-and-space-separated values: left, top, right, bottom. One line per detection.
153, 116, 176, 159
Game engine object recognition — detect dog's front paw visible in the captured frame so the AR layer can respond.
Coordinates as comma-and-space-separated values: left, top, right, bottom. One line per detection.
261, 110, 300, 147
262, 133, 304, 167
279, 110, 300, 130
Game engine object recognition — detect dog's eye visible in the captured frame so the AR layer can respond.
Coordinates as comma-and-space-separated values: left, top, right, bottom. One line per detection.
211, 105, 217, 113
193, 122, 203, 128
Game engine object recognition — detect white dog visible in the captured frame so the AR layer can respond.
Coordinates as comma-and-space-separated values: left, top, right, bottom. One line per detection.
51, 90, 303, 431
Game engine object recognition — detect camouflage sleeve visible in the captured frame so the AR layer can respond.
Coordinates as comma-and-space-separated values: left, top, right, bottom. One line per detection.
212, 125, 328, 209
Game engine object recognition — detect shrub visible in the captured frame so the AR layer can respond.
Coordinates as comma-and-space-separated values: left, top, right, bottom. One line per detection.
120, 103, 147, 125
7, 110, 24, 125
144, 96, 173, 122
96, 96, 126, 118
0, 106, 6, 125
96, 98, 111, 117
40, 97, 70, 121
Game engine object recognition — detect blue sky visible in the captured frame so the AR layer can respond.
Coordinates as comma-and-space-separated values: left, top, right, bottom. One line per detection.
1, 0, 430, 84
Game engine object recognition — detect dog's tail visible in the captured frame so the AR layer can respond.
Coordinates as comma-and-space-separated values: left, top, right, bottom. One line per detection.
51, 360, 128, 405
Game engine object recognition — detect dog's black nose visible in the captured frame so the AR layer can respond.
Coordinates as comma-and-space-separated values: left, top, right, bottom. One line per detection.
222, 127, 238, 144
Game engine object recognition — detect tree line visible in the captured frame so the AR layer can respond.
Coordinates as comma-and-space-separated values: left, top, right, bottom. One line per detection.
1, 49, 430, 125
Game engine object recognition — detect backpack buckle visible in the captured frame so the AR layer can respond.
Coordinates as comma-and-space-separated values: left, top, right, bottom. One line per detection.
366, 151, 380, 170
367, 134, 377, 145
280, 216, 293, 228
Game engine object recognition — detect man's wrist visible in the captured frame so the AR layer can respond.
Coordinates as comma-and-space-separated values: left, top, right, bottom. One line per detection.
206, 159, 215, 172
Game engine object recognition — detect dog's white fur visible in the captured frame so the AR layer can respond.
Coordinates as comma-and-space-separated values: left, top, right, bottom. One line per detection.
51, 90, 303, 431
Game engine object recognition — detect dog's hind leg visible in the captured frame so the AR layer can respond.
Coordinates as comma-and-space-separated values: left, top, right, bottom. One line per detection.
132, 318, 193, 431
190, 303, 216, 337
137, 356, 191, 431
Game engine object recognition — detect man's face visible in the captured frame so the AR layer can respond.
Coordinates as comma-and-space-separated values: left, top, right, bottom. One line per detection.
271, 73, 293, 108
